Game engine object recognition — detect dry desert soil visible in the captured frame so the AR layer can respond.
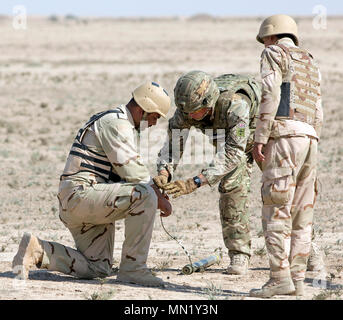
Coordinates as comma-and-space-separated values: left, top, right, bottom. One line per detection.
0, 15, 343, 301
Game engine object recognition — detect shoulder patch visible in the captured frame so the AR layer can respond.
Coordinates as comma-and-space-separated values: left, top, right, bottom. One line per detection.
236, 122, 246, 137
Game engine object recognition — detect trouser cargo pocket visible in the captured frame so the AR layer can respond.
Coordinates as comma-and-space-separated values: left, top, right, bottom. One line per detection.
261, 167, 294, 206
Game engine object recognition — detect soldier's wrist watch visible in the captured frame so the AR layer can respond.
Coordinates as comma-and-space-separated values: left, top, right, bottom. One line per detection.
193, 176, 202, 188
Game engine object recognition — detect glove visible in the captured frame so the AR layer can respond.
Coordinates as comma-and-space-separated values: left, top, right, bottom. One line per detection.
162, 178, 197, 198
153, 172, 169, 189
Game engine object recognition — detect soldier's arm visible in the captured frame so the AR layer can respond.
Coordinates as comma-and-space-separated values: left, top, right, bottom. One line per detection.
96, 116, 151, 183
157, 108, 191, 179
201, 97, 250, 186
254, 45, 284, 144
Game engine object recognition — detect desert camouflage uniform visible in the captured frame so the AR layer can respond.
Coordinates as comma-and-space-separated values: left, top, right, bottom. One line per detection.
38, 105, 158, 279
158, 76, 260, 257
255, 37, 323, 281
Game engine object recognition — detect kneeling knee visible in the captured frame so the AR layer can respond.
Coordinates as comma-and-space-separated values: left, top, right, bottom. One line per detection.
131, 184, 158, 210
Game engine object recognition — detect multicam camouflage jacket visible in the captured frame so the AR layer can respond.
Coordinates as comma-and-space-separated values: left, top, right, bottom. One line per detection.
157, 74, 261, 186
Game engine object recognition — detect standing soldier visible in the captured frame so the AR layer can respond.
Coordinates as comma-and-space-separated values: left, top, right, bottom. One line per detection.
154, 71, 262, 275
12, 82, 172, 287
250, 15, 323, 297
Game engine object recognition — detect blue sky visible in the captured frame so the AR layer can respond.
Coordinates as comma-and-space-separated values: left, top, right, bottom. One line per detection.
0, 0, 342, 16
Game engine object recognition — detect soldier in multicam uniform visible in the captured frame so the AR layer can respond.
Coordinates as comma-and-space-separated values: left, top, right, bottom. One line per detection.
154, 71, 262, 275
249, 15, 324, 298
12, 82, 172, 287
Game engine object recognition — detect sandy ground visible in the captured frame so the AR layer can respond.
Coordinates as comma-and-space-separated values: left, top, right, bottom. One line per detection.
0, 15, 343, 301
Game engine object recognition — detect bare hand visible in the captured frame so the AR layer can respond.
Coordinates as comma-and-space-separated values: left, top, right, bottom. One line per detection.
151, 184, 172, 217
158, 197, 172, 217
252, 143, 265, 162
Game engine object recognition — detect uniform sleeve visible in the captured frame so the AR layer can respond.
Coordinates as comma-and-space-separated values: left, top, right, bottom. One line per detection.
156, 108, 191, 178
96, 116, 151, 183
201, 97, 250, 186
314, 70, 324, 139
254, 46, 284, 144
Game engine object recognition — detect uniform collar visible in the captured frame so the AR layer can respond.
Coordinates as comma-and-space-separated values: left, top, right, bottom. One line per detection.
276, 37, 297, 47
118, 104, 135, 128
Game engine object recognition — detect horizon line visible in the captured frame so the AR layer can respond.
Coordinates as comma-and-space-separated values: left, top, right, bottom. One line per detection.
2, 13, 343, 19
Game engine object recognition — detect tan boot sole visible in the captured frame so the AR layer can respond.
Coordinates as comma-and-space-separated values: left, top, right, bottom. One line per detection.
227, 267, 248, 275
117, 273, 165, 288
12, 233, 40, 280
291, 291, 304, 297
250, 283, 295, 298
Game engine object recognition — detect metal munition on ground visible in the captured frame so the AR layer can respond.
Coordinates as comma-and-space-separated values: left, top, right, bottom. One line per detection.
182, 254, 221, 275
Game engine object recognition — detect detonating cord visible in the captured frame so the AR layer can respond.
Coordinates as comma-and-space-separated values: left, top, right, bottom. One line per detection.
159, 189, 193, 268
160, 215, 193, 268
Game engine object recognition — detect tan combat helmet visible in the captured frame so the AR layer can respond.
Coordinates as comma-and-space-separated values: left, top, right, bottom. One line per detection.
174, 70, 220, 114
132, 81, 171, 118
256, 14, 299, 45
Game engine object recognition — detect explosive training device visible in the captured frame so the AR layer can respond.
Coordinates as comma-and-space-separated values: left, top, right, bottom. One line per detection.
182, 254, 221, 275
159, 197, 222, 276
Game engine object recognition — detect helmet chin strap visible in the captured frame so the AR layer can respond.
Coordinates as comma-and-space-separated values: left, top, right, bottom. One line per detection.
209, 106, 215, 120
189, 107, 213, 121
134, 109, 149, 132
137, 111, 149, 134
198, 111, 209, 121
210, 90, 220, 120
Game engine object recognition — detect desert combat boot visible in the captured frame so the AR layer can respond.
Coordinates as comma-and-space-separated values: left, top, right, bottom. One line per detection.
307, 242, 325, 272
249, 277, 295, 298
12, 232, 44, 280
227, 252, 249, 275
292, 280, 305, 296
117, 268, 165, 288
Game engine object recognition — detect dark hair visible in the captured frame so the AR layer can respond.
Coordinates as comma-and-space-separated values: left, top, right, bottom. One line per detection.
276, 33, 297, 44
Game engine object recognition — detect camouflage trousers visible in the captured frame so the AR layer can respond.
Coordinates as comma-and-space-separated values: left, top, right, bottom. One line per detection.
218, 154, 253, 257
38, 180, 158, 279
261, 136, 318, 281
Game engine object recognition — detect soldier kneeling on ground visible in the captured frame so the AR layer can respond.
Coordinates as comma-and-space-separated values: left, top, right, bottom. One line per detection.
12, 82, 172, 288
